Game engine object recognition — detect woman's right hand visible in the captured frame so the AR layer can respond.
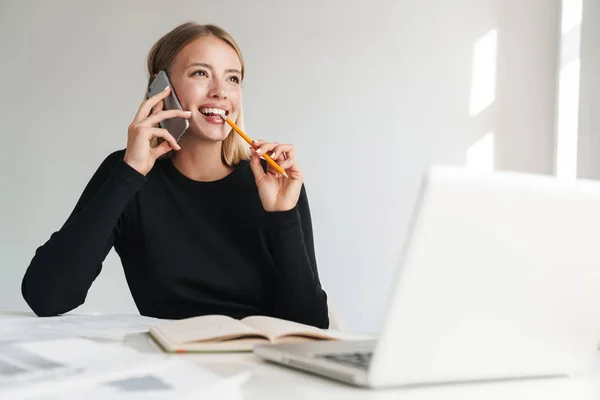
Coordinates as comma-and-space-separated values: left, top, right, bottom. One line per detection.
123, 87, 192, 176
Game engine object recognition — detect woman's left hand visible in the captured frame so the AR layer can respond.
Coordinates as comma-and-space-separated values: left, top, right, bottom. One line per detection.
249, 140, 303, 212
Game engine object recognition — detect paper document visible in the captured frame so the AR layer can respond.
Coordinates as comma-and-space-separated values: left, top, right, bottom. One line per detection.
0, 314, 167, 343
0, 337, 217, 399
29, 358, 248, 400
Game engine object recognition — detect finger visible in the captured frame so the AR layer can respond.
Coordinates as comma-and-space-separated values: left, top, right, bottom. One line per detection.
268, 144, 294, 160
268, 151, 288, 165
265, 153, 287, 173
134, 87, 172, 124
150, 101, 164, 127
142, 109, 192, 127
265, 158, 287, 176
255, 142, 279, 156
147, 127, 181, 151
151, 140, 175, 158
249, 150, 266, 183
277, 157, 295, 171
152, 100, 164, 115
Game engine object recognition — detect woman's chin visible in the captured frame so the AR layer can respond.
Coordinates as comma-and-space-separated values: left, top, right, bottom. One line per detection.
185, 126, 229, 142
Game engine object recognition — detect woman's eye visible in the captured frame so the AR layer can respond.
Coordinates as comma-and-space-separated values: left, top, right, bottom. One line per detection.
192, 70, 207, 77
228, 76, 240, 84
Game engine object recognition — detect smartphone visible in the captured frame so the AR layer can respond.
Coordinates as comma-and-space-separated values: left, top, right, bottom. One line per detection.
147, 70, 189, 142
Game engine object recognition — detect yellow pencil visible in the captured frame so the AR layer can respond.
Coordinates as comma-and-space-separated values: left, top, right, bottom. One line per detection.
220, 114, 289, 178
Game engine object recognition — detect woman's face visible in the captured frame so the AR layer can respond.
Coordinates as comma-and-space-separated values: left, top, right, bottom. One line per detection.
168, 35, 242, 142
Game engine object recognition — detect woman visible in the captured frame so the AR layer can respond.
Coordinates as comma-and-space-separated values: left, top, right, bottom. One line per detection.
21, 22, 329, 328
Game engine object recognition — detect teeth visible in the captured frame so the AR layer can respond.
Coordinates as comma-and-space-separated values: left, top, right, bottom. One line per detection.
200, 108, 226, 116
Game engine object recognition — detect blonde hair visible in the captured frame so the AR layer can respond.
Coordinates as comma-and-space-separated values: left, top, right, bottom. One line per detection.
146, 22, 250, 166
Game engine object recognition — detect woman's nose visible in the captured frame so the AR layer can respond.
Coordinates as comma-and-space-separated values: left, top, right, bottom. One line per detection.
208, 81, 228, 99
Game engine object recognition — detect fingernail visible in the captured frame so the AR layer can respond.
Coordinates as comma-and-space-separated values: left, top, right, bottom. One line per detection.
184, 111, 192, 115
163, 86, 170, 91
270, 152, 276, 158
256, 148, 262, 154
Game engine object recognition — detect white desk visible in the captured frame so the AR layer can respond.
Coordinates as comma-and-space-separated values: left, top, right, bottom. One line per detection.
132, 337, 600, 399
4, 312, 600, 399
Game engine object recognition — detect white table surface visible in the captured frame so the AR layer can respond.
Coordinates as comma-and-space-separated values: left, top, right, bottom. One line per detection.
3, 311, 600, 399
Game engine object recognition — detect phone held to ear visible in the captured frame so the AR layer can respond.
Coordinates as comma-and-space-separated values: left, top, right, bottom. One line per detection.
148, 70, 189, 142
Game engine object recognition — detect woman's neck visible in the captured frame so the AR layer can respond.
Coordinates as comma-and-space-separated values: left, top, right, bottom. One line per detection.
170, 137, 233, 182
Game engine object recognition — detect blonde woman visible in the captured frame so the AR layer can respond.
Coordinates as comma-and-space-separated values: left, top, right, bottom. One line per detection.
21, 22, 329, 328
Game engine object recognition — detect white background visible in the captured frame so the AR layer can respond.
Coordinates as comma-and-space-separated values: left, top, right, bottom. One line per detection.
1, 0, 597, 332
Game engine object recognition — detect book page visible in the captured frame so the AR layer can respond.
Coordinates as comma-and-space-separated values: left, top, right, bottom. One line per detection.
152, 315, 266, 344
241, 316, 341, 342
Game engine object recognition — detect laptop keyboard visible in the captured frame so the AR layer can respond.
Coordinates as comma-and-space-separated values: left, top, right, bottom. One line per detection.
316, 352, 373, 369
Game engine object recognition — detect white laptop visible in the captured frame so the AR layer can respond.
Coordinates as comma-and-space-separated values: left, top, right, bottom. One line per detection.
254, 165, 600, 388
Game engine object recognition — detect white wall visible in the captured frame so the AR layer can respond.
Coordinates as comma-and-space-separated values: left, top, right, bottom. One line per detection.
496, 0, 560, 174
0, 0, 561, 332
577, 0, 600, 179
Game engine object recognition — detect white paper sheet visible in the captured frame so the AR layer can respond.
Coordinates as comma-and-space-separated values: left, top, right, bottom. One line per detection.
0, 314, 167, 343
29, 358, 248, 400
0, 337, 224, 399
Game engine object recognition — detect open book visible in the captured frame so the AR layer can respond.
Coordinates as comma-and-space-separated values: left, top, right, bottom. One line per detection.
149, 315, 342, 352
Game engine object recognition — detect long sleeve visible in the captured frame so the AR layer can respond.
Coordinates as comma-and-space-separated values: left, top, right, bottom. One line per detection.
264, 185, 329, 328
21, 150, 146, 316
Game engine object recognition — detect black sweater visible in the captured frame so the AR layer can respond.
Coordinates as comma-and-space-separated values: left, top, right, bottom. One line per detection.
21, 150, 329, 328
